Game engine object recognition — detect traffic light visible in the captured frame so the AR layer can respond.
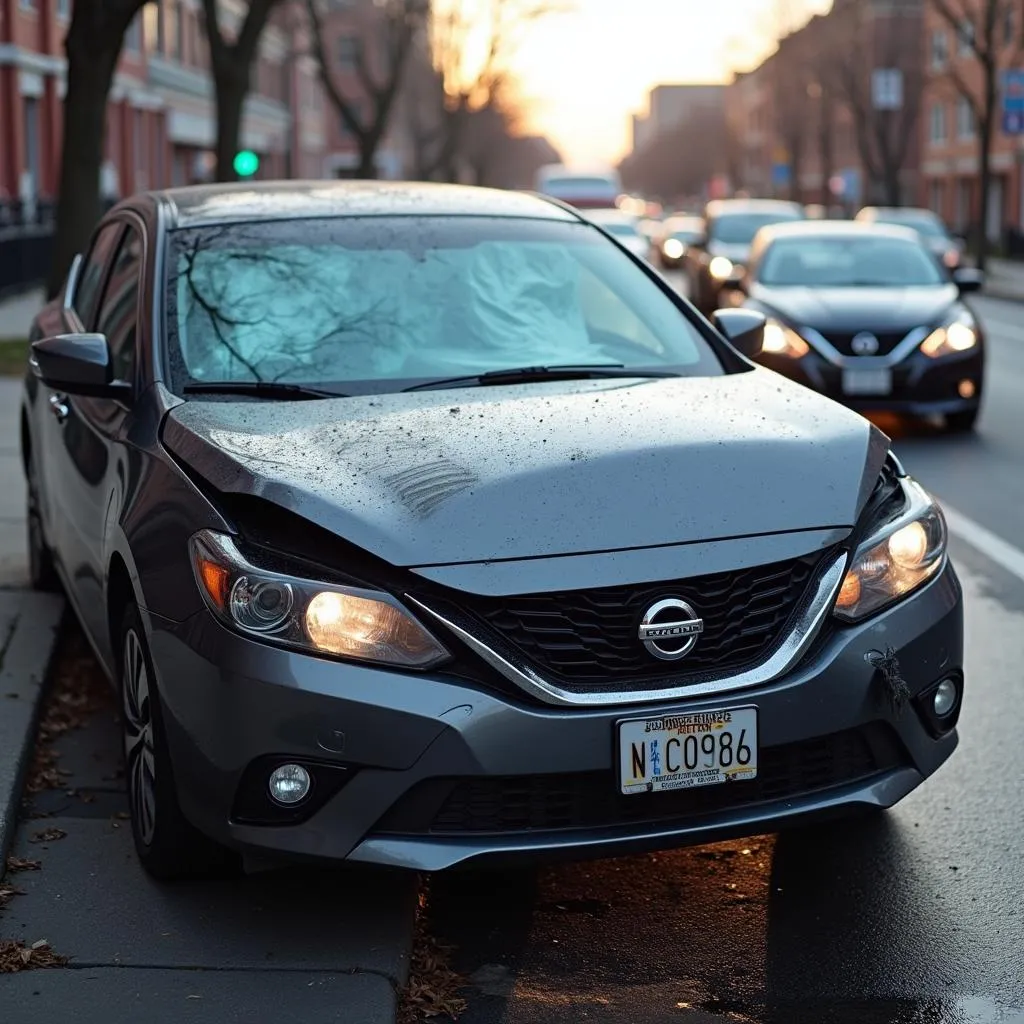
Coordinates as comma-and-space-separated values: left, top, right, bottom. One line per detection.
233, 150, 260, 178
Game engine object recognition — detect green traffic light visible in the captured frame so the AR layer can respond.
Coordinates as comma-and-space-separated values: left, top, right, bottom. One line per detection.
233, 150, 260, 177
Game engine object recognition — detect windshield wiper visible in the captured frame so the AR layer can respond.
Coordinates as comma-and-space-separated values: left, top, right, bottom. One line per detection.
402, 364, 680, 393
182, 381, 347, 400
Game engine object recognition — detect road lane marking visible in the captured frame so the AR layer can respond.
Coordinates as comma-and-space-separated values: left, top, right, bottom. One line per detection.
941, 503, 1024, 585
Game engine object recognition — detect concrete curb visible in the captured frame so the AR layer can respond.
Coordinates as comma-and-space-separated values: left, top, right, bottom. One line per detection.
0, 590, 64, 873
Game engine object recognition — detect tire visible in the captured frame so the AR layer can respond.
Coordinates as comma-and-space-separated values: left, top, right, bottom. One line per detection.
945, 408, 979, 433
26, 455, 60, 593
118, 603, 239, 881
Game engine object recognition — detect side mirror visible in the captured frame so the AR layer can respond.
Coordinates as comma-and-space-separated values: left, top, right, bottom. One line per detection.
30, 333, 131, 400
952, 267, 984, 293
711, 308, 766, 359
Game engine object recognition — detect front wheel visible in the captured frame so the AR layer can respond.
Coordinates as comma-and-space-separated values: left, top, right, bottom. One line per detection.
26, 455, 60, 592
945, 408, 979, 433
119, 603, 238, 881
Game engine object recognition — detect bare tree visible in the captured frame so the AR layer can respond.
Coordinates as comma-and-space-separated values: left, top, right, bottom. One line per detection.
201, 0, 282, 182
304, 0, 428, 179
412, 0, 563, 182
47, 0, 146, 298
928, 0, 1020, 270
821, 1, 923, 207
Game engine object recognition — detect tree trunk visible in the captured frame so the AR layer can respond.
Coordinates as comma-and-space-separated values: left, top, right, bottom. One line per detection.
46, 37, 121, 299
357, 142, 379, 179
213, 64, 248, 183
976, 114, 993, 273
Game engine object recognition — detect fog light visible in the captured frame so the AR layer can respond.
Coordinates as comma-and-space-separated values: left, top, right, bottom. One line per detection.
268, 763, 311, 805
958, 379, 976, 399
933, 678, 959, 717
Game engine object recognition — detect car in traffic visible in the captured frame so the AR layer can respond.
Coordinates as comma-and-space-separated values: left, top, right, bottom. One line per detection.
855, 206, 965, 270
720, 220, 985, 431
586, 208, 652, 259
656, 215, 706, 269
21, 181, 963, 879
685, 198, 805, 313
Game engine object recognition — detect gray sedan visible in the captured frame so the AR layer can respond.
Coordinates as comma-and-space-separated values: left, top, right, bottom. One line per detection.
21, 181, 963, 878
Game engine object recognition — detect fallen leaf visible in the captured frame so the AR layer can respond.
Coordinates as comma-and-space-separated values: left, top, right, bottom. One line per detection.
5, 856, 41, 873
0, 940, 68, 973
29, 827, 67, 844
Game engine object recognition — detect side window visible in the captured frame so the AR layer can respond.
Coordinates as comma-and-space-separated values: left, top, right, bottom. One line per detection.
94, 227, 144, 385
578, 267, 665, 356
73, 223, 125, 330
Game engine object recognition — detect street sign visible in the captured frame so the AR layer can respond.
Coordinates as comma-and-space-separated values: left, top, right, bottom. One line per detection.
872, 69, 903, 111
772, 163, 791, 187
1001, 69, 1024, 134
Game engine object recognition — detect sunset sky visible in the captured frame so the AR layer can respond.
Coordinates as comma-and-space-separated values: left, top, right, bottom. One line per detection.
505, 0, 831, 167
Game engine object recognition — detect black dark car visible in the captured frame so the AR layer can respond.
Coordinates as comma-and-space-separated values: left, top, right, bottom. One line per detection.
720, 221, 985, 432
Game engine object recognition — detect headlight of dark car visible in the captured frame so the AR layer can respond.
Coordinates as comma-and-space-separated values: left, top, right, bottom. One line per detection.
761, 318, 810, 358
190, 530, 451, 669
920, 311, 978, 359
834, 475, 947, 623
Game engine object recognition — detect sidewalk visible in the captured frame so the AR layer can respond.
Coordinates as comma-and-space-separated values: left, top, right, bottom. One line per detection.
983, 258, 1024, 303
0, 287, 44, 338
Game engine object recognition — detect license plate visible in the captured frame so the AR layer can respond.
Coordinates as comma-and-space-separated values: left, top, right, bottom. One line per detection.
842, 368, 892, 395
618, 707, 758, 795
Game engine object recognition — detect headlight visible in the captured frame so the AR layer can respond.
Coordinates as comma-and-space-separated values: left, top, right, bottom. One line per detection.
920, 319, 977, 358
189, 530, 450, 669
762, 318, 810, 358
709, 256, 736, 280
663, 238, 685, 259
834, 479, 947, 623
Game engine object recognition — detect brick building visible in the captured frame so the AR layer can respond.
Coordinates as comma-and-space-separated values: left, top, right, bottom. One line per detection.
725, 0, 924, 211
920, 0, 1022, 241
0, 0, 326, 217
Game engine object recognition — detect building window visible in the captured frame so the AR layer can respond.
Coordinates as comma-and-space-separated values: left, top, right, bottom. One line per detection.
23, 97, 41, 193
337, 35, 361, 70
930, 29, 948, 70
19, 0, 36, 11
930, 102, 947, 145
929, 179, 944, 216
166, 1, 180, 59
1005, 5, 1016, 46
958, 18, 974, 55
134, 110, 145, 175
957, 96, 974, 139
56, 0, 71, 20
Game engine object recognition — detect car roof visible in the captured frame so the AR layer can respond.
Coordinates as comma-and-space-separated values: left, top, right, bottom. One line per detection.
705, 199, 803, 217
756, 220, 923, 243
152, 180, 580, 229
857, 206, 940, 219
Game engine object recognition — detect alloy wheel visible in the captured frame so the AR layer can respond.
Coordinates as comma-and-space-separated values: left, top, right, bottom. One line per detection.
122, 629, 157, 846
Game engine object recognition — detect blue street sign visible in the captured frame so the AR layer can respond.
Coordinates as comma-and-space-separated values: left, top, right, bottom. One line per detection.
1001, 69, 1024, 134
772, 162, 791, 187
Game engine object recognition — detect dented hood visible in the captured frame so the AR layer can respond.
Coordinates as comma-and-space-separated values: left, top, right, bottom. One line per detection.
162, 369, 888, 568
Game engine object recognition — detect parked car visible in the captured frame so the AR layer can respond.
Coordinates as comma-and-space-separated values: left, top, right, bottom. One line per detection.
22, 182, 963, 878
585, 208, 652, 259
656, 215, 706, 269
720, 220, 985, 431
685, 198, 806, 313
855, 206, 965, 270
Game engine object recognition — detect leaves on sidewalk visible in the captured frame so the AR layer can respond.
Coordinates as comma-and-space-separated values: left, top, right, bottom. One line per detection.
5, 856, 41, 874
29, 827, 67, 844
398, 891, 468, 1023
0, 940, 68, 972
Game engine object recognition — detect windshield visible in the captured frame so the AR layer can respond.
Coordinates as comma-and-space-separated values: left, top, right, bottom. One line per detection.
872, 212, 949, 239
757, 236, 947, 287
165, 216, 722, 394
710, 211, 803, 245
543, 177, 618, 193
600, 222, 641, 238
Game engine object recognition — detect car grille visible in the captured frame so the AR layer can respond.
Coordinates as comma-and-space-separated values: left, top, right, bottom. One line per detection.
441, 551, 828, 692
372, 725, 905, 837
818, 329, 913, 357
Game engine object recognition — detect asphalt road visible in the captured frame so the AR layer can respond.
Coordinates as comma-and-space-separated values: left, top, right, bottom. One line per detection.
420, 291, 1024, 1024
3, 293, 1024, 1023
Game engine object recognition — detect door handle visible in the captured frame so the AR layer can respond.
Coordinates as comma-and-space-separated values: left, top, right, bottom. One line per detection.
48, 393, 69, 423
